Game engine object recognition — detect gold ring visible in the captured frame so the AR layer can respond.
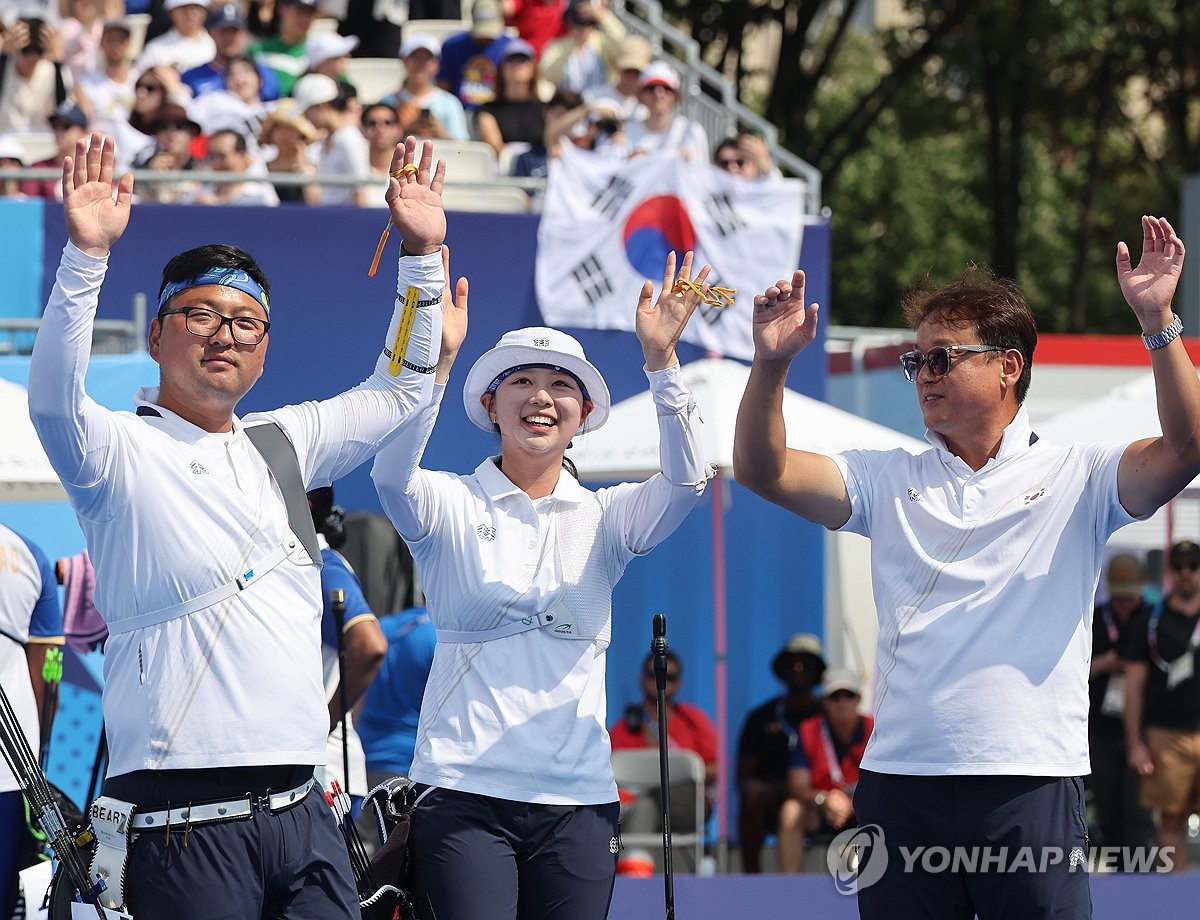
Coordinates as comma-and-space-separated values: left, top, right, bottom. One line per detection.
390, 164, 419, 179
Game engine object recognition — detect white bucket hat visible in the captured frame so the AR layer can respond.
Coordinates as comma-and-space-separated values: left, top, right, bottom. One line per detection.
463, 327, 610, 434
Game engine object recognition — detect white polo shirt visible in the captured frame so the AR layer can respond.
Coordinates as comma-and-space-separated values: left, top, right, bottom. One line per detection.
0, 524, 63, 794
831, 407, 1137, 776
29, 243, 442, 778
372, 367, 707, 804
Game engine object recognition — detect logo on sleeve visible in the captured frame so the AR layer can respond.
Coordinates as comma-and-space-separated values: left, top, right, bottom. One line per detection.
1022, 488, 1045, 505
189, 460, 209, 475
907, 488, 921, 502
475, 523, 496, 541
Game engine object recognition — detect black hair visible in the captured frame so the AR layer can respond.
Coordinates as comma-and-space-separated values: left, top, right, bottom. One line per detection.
209, 128, 248, 153
307, 486, 346, 549
157, 244, 270, 312
361, 102, 400, 128
331, 80, 357, 112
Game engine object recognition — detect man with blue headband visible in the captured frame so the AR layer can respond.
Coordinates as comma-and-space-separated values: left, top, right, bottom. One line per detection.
27, 132, 448, 919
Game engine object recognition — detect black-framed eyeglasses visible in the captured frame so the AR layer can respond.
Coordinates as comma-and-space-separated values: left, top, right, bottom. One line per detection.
899, 344, 1006, 382
159, 306, 269, 344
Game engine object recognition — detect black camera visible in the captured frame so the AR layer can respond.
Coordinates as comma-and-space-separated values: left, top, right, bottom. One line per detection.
593, 117, 619, 136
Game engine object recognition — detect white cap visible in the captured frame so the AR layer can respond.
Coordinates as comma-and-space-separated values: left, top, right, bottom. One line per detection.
822, 667, 863, 697
0, 135, 25, 165
305, 31, 358, 69
638, 61, 680, 92
399, 33, 441, 59
164, 0, 211, 11
292, 73, 339, 111
462, 327, 610, 434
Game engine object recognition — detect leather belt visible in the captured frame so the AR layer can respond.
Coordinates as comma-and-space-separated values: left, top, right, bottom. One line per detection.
129, 778, 314, 832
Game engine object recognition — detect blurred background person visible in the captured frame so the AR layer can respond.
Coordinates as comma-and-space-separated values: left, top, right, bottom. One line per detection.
0, 17, 72, 135
380, 34, 469, 141
736, 633, 826, 874
188, 54, 272, 148
437, 0, 513, 110
74, 17, 135, 139
361, 101, 401, 180
474, 38, 543, 157
356, 605, 437, 787
713, 132, 777, 181
21, 99, 87, 199
582, 32, 648, 121
506, 0, 565, 56
303, 30, 357, 83
0, 134, 28, 198
258, 98, 318, 204
58, 0, 104, 81
188, 126, 279, 205
251, 0, 319, 96
538, 0, 623, 98
181, 3, 280, 100
131, 101, 203, 202
622, 60, 707, 161
1087, 552, 1155, 859
295, 72, 370, 206
137, 0, 216, 73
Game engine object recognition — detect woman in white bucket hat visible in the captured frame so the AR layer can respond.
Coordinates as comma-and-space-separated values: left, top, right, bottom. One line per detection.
371, 250, 713, 920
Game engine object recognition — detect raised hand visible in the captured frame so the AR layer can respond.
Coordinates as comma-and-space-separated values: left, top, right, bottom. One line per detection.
386, 136, 447, 256
751, 270, 818, 362
635, 250, 711, 371
1116, 215, 1186, 331
62, 132, 134, 258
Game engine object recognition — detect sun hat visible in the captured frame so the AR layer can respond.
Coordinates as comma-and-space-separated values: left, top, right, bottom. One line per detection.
258, 99, 319, 144
462, 327, 610, 434
821, 667, 863, 697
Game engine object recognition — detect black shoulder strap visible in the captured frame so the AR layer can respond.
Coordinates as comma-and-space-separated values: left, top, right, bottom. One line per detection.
53, 62, 66, 107
137, 407, 321, 566
244, 422, 322, 567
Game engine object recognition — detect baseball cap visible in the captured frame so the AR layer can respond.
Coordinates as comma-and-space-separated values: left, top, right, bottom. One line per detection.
49, 100, 88, 130
1170, 540, 1200, 569
638, 61, 679, 92
1106, 553, 1144, 599
292, 73, 339, 111
470, 0, 504, 40
0, 135, 26, 165
206, 3, 246, 29
500, 38, 536, 61
399, 33, 441, 59
822, 667, 863, 697
279, 0, 321, 7
164, 0, 211, 11
102, 17, 133, 35
306, 31, 358, 68
614, 35, 651, 72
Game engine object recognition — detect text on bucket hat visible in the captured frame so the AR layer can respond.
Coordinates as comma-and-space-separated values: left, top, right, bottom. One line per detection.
292, 73, 340, 111
399, 33, 441, 59
462, 328, 610, 434
638, 61, 679, 92
1106, 553, 1144, 599
822, 667, 863, 697
306, 31, 358, 68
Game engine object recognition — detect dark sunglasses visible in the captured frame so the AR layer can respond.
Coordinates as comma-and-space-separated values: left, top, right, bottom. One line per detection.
1172, 561, 1200, 573
364, 118, 398, 127
899, 344, 1006, 382
717, 157, 744, 169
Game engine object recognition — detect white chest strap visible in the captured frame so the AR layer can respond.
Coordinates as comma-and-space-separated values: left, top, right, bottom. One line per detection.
436, 607, 584, 643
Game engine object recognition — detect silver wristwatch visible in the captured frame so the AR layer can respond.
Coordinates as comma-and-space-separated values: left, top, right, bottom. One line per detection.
1142, 314, 1183, 350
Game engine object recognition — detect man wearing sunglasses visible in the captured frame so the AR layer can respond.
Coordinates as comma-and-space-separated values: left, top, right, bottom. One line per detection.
27, 133, 447, 919
1124, 539, 1200, 871
734, 215, 1199, 918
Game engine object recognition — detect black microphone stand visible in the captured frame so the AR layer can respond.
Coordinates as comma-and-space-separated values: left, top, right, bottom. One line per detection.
651, 613, 675, 920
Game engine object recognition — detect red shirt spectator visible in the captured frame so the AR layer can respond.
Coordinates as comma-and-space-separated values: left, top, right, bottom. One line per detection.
506, 0, 566, 55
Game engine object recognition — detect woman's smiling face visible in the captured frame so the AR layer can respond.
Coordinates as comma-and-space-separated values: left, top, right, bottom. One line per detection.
481, 366, 592, 455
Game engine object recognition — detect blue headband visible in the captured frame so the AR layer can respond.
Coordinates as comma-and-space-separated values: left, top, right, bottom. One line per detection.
158, 267, 270, 315
486, 363, 590, 400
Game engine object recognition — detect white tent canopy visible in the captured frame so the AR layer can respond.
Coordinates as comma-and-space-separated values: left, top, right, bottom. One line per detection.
0, 378, 65, 502
1038, 371, 1200, 552
570, 357, 926, 479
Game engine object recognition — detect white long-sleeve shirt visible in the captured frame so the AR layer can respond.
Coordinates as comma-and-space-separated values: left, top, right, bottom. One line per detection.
372, 365, 708, 804
28, 243, 443, 777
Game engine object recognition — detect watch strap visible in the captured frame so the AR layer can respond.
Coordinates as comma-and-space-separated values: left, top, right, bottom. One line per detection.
1143, 314, 1183, 350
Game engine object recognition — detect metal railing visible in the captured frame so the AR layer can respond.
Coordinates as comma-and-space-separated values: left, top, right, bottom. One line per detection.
609, 0, 823, 216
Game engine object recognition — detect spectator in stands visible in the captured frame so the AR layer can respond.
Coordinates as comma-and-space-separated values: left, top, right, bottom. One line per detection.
74, 18, 134, 139
512, 87, 578, 177
258, 98, 318, 204
538, 92, 624, 168
295, 73, 370, 206
361, 101, 403, 180
189, 127, 280, 205
582, 32, 648, 121
188, 55, 271, 144
438, 0, 514, 109
251, 0, 319, 97
0, 134, 27, 198
132, 102, 202, 202
780, 667, 873, 873
474, 38, 544, 156
21, 100, 87, 199
137, 0, 217, 74
118, 64, 186, 171
336, 0, 404, 59
59, 0, 105, 81
623, 61, 707, 161
380, 34, 469, 141
609, 649, 718, 790
303, 30, 357, 83
1087, 553, 1155, 857
713, 132, 778, 181
0, 17, 72, 135
181, 3, 280, 100
538, 0, 623, 98
356, 606, 437, 786
736, 632, 826, 874
506, 0, 566, 56
1126, 539, 1200, 871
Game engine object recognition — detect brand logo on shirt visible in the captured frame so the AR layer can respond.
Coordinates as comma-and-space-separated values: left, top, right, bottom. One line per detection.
907, 488, 921, 502
553, 623, 573, 634
609, 837, 619, 854
189, 460, 209, 475
1022, 488, 1045, 505
475, 523, 496, 541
